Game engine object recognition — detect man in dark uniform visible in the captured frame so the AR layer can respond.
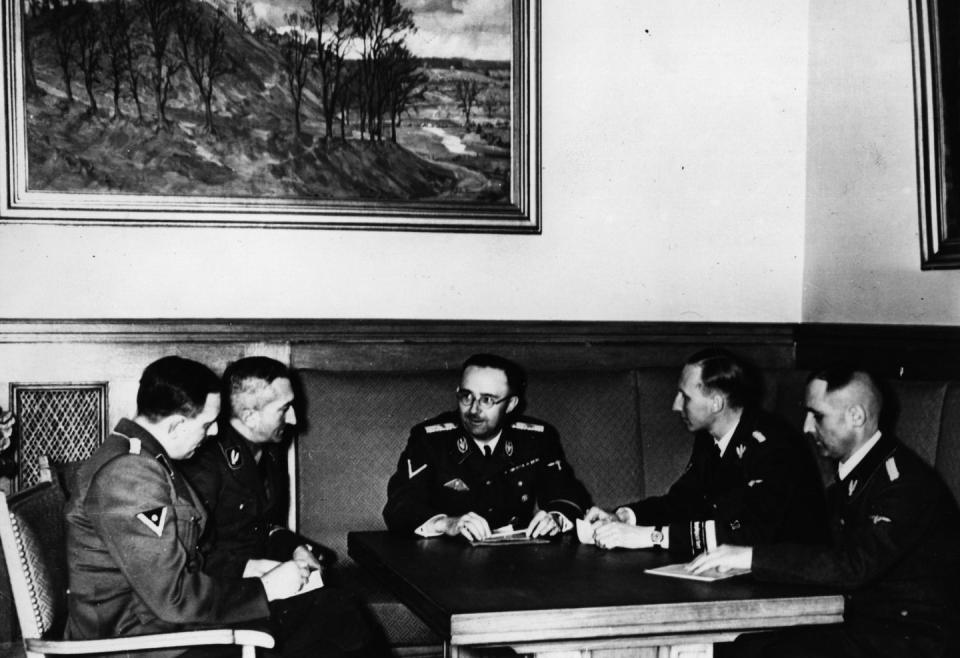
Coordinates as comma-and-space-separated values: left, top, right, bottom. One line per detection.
65, 356, 310, 657
181, 356, 376, 658
383, 353, 591, 541
690, 367, 960, 657
586, 348, 827, 556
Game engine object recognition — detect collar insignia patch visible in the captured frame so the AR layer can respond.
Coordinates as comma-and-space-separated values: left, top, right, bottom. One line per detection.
505, 440, 514, 456
752, 431, 766, 443
228, 448, 242, 470
136, 506, 167, 537
848, 479, 858, 497
736, 444, 746, 459
457, 437, 468, 454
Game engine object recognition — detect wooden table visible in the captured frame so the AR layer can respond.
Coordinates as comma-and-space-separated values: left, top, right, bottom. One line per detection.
348, 531, 843, 658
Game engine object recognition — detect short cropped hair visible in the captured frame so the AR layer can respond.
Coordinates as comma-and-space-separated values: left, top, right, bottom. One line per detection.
137, 356, 220, 422
223, 356, 291, 417
461, 353, 527, 401
685, 348, 760, 410
807, 365, 884, 412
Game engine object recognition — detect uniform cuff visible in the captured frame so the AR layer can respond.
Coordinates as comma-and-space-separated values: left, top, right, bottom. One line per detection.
414, 514, 447, 537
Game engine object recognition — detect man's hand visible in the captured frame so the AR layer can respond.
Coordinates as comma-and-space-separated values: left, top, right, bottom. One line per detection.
0, 411, 14, 453
526, 510, 559, 538
259, 560, 310, 601
592, 522, 655, 550
293, 544, 322, 572
686, 544, 754, 574
242, 558, 281, 578
441, 512, 492, 541
584, 506, 614, 524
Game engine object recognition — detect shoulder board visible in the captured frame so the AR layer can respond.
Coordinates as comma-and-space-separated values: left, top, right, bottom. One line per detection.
512, 421, 544, 433
424, 422, 457, 434
128, 437, 142, 455
752, 431, 766, 444
885, 456, 900, 482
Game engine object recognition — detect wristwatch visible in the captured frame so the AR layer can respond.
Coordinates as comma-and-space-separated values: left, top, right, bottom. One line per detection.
650, 526, 664, 548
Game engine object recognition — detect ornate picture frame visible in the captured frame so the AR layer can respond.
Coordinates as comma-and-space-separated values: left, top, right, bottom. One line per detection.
911, 0, 960, 267
0, 0, 540, 233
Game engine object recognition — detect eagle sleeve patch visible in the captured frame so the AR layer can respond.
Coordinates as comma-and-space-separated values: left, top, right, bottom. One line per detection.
136, 506, 168, 537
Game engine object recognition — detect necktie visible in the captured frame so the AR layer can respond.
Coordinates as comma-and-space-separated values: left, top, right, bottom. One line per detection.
483, 445, 493, 458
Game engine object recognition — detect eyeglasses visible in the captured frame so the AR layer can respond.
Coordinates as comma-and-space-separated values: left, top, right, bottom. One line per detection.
455, 388, 511, 410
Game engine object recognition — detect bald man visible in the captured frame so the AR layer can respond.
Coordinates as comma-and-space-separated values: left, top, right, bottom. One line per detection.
690, 367, 960, 658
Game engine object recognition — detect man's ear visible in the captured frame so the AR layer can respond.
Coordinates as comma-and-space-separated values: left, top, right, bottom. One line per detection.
165, 414, 185, 437
238, 407, 258, 428
711, 393, 725, 414
506, 395, 520, 415
847, 404, 866, 428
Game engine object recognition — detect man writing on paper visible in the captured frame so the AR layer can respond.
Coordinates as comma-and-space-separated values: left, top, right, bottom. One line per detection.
182, 356, 377, 658
65, 356, 309, 657
383, 353, 591, 541
584, 348, 827, 556
689, 367, 960, 658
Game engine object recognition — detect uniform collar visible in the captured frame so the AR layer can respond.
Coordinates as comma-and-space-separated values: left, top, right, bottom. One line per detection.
114, 418, 169, 459
473, 430, 503, 456
838, 430, 883, 481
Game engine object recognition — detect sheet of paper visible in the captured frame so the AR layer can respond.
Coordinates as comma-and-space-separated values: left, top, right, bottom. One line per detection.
644, 562, 750, 582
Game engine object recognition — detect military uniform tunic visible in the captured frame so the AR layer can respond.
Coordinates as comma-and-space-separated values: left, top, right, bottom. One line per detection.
180, 423, 310, 579
179, 422, 375, 658
746, 433, 960, 657
383, 411, 592, 533
65, 420, 269, 656
623, 408, 828, 556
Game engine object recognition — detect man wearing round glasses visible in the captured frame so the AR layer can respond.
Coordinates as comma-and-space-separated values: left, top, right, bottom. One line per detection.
383, 353, 591, 541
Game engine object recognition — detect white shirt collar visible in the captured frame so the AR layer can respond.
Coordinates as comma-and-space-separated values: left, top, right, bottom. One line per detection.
474, 430, 502, 455
714, 421, 738, 458
838, 430, 882, 481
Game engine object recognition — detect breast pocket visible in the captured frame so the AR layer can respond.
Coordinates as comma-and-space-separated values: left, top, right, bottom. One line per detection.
173, 503, 203, 570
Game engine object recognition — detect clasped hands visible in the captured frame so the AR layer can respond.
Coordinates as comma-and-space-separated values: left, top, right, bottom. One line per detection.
246, 544, 322, 601
582, 506, 659, 550
440, 510, 559, 542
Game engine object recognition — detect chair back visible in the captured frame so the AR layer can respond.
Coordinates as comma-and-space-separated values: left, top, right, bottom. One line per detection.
0, 480, 69, 642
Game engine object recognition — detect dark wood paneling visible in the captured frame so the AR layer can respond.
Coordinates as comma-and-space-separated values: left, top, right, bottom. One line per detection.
796, 323, 960, 379
0, 319, 796, 371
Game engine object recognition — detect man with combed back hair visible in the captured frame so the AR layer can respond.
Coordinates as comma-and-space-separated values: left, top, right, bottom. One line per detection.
65, 356, 310, 658
691, 366, 960, 657
182, 356, 379, 658
585, 348, 828, 556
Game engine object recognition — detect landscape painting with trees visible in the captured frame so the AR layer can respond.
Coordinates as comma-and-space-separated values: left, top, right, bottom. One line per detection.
0, 0, 540, 230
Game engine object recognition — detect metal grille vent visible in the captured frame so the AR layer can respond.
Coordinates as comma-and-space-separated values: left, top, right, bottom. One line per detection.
11, 384, 108, 489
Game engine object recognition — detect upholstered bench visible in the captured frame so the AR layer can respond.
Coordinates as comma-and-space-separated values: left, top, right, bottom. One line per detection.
295, 366, 960, 655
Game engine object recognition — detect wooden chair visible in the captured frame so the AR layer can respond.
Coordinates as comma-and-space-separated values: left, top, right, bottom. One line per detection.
0, 473, 274, 658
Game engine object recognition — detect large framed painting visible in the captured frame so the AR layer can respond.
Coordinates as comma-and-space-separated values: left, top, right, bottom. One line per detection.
0, 0, 540, 232
911, 0, 960, 267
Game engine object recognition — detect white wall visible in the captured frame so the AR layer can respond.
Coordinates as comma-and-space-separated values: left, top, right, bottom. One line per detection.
0, 1, 809, 322
803, 0, 960, 325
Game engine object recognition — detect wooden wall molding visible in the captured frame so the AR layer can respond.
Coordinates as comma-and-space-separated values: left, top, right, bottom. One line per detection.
0, 319, 797, 372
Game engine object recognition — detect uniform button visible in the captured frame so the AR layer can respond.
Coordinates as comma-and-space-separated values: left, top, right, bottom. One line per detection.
517, 480, 523, 487
487, 508, 493, 513
485, 480, 491, 485
239, 503, 245, 510
521, 494, 529, 502
901, 610, 909, 617
840, 519, 845, 526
